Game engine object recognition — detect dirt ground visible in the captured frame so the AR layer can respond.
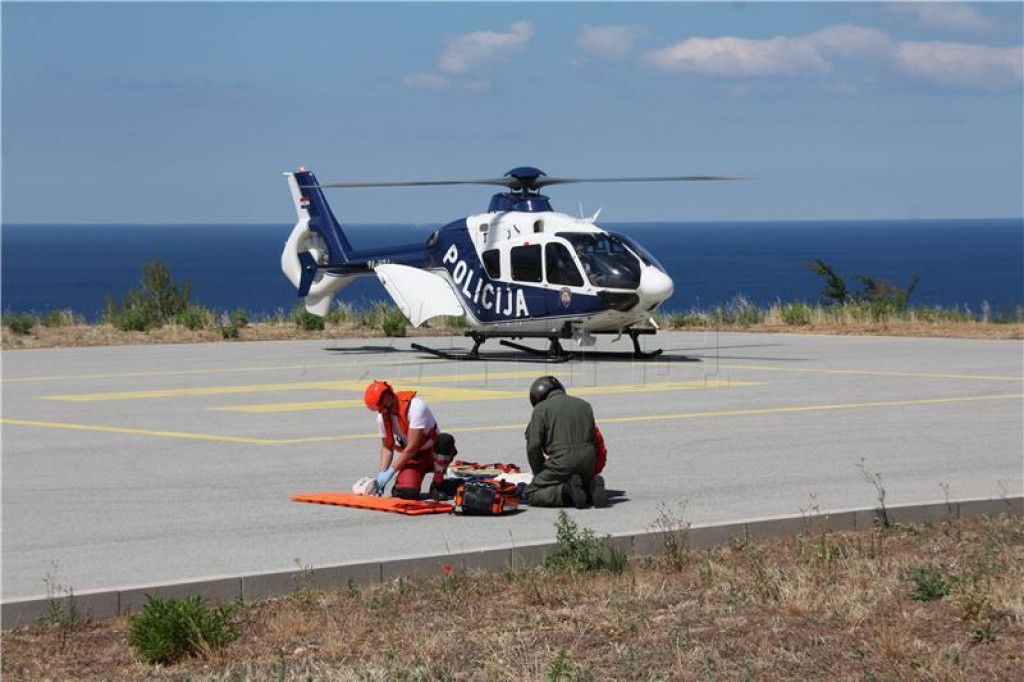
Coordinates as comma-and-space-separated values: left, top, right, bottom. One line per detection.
2, 515, 1021, 681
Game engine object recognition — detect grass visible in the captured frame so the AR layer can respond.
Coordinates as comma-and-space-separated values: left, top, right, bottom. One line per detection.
4, 298, 1021, 350
2, 514, 1021, 680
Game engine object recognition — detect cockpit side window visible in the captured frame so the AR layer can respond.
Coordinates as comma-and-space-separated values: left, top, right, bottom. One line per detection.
482, 249, 501, 279
545, 242, 584, 287
510, 244, 543, 283
556, 232, 642, 289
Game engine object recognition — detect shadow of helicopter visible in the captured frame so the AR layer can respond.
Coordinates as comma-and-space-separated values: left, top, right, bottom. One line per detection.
323, 345, 405, 354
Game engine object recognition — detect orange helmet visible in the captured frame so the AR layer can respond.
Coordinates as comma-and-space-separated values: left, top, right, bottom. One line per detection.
364, 380, 394, 411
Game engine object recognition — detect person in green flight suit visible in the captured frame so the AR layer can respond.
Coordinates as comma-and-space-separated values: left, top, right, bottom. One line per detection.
524, 375, 608, 508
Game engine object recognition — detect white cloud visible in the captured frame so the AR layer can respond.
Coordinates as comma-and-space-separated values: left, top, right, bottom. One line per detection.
438, 21, 535, 75
803, 24, 892, 56
645, 23, 1023, 91
646, 35, 829, 76
895, 41, 1024, 89
889, 3, 995, 32
575, 24, 646, 59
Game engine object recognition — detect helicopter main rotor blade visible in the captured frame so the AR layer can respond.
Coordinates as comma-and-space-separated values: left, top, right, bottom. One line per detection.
305, 178, 515, 189
304, 174, 748, 192
536, 175, 747, 188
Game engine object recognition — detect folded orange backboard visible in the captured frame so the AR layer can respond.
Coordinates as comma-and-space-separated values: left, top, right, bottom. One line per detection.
290, 492, 453, 515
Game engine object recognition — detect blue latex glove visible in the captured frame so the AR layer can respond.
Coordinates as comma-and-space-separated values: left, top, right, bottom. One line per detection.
375, 467, 396, 494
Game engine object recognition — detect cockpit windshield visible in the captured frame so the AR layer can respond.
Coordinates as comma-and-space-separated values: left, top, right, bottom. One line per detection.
611, 232, 666, 272
557, 232, 641, 289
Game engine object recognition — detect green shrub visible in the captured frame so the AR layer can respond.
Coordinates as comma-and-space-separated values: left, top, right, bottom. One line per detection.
40, 309, 80, 328
127, 595, 239, 665
780, 301, 812, 326
174, 305, 212, 331
104, 259, 194, 332
728, 295, 764, 327
380, 307, 408, 337
231, 308, 248, 328
4, 311, 36, 335
292, 305, 325, 331
544, 510, 625, 574
218, 321, 240, 339
104, 299, 160, 332
668, 311, 707, 328
324, 302, 355, 325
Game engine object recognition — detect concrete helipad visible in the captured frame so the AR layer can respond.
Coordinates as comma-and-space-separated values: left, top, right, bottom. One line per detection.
2, 331, 1021, 601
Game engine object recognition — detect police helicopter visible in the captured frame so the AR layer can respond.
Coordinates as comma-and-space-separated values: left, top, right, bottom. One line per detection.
281, 166, 739, 361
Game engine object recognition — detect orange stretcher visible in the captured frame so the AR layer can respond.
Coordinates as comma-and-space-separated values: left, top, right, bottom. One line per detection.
290, 492, 454, 515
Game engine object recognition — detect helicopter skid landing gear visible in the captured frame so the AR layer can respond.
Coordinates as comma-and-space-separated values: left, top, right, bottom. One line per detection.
410, 333, 489, 361
412, 328, 664, 362
628, 329, 663, 360
499, 337, 573, 362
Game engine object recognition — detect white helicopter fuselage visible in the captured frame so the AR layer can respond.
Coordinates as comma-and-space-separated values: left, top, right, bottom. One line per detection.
425, 209, 674, 336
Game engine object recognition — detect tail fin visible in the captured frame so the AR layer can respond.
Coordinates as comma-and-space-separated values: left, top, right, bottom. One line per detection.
286, 168, 354, 262
281, 168, 359, 316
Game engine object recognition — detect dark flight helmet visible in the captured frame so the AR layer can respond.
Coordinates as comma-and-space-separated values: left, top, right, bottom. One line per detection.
529, 375, 565, 407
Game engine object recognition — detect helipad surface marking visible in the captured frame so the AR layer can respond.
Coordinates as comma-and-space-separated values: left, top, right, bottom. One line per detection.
2, 357, 443, 384
4, 393, 1019, 446
211, 380, 758, 413
40, 370, 557, 402
0, 419, 277, 444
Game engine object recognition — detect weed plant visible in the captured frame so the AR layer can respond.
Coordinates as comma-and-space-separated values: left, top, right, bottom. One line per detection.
41, 564, 84, 651
291, 305, 325, 331
544, 510, 626, 574
908, 564, 957, 601
127, 595, 239, 665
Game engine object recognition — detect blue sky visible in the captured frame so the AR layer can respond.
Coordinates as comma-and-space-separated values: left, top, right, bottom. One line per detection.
3, 1, 1022, 224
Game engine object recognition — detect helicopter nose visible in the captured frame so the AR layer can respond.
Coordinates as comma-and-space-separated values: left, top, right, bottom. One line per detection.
638, 266, 674, 310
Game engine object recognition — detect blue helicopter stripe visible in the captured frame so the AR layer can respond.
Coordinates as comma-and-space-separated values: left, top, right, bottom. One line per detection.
430, 220, 608, 323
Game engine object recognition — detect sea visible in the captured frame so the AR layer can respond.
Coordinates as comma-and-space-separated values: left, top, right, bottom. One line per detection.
2, 219, 1021, 322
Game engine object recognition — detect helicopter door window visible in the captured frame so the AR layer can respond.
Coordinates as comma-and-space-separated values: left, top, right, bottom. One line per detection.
482, 249, 501, 279
510, 244, 543, 283
545, 242, 584, 287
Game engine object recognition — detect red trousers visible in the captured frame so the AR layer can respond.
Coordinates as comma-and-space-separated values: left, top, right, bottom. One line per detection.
394, 448, 435, 493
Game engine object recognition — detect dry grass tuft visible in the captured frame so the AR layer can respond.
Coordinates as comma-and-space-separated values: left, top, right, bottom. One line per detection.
2, 515, 1021, 680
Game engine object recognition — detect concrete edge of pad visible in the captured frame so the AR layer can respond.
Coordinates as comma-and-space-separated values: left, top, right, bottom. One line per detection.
3, 495, 1020, 629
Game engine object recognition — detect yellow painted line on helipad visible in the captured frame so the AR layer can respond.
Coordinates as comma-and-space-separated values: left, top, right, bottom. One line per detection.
718, 364, 1021, 382
0, 419, 281, 444
42, 380, 373, 402
212, 380, 758, 413
40, 371, 553, 402
3, 357, 443, 384
3, 393, 1019, 446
